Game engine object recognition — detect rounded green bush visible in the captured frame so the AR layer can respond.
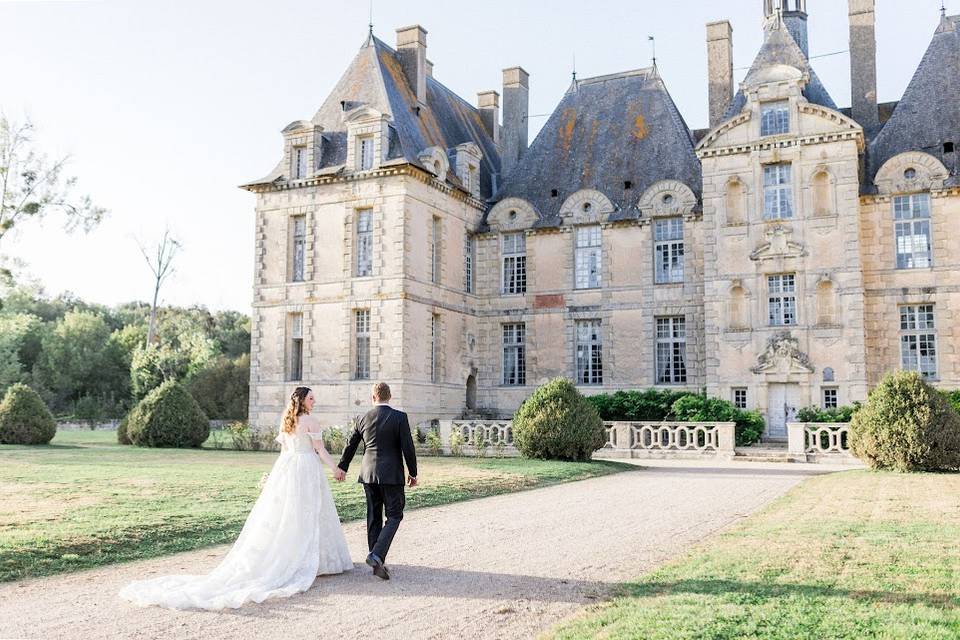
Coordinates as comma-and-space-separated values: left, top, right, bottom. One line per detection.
126, 381, 210, 448
513, 377, 606, 461
850, 371, 960, 472
0, 383, 57, 445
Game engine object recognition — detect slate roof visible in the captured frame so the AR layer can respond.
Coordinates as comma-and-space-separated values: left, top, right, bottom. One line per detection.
489, 68, 701, 225
247, 36, 501, 198
723, 23, 837, 120
866, 15, 960, 182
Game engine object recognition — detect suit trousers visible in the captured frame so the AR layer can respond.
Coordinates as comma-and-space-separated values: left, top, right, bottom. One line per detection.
363, 483, 405, 562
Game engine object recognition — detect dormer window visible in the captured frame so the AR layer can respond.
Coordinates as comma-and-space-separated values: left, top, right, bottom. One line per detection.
293, 146, 307, 179
358, 136, 375, 171
760, 101, 789, 136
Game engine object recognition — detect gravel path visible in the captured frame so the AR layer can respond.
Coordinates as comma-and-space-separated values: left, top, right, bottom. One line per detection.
0, 460, 845, 640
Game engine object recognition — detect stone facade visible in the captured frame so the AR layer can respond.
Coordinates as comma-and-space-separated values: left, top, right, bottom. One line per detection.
244, 6, 960, 435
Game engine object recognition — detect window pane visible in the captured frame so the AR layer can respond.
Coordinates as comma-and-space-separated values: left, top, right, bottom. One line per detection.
502, 323, 526, 385
502, 233, 527, 294
761, 102, 789, 136
356, 210, 373, 276
292, 216, 306, 282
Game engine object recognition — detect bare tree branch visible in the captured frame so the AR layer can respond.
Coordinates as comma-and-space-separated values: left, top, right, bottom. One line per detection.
137, 229, 181, 347
0, 114, 106, 244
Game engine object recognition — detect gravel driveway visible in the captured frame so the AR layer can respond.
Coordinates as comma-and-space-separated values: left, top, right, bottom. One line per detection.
0, 460, 844, 640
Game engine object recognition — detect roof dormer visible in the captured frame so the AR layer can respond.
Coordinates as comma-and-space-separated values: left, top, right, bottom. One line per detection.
281, 120, 324, 181
344, 106, 390, 173
453, 142, 483, 199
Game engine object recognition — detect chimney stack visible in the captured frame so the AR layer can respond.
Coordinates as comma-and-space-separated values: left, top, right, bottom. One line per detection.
501, 67, 529, 178
706, 21, 734, 128
396, 25, 427, 105
477, 90, 500, 145
848, 0, 879, 129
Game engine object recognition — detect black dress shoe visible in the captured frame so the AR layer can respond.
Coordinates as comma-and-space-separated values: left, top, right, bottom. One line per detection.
366, 553, 390, 580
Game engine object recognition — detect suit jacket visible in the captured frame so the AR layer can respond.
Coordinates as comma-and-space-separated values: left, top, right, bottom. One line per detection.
338, 404, 418, 485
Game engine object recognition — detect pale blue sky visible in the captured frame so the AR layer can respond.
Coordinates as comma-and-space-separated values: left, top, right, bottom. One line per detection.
1, 0, 950, 312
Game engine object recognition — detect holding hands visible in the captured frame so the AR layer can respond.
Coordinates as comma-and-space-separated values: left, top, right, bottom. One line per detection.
333, 468, 346, 482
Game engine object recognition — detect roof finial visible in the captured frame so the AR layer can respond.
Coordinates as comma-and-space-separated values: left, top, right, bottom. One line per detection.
648, 35, 657, 70
368, 0, 374, 37
572, 51, 577, 83
942, 0, 947, 19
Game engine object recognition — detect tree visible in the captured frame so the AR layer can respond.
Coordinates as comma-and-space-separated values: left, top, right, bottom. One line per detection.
0, 116, 105, 248
138, 229, 180, 347
32, 311, 130, 414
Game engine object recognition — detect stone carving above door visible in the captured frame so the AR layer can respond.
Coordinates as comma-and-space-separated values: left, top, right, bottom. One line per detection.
749, 224, 807, 262
751, 331, 815, 374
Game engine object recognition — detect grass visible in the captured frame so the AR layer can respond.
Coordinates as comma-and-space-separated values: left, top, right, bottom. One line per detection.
0, 430, 630, 583
547, 470, 960, 640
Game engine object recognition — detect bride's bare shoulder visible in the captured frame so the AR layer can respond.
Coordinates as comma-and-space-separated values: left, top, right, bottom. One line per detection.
298, 414, 321, 430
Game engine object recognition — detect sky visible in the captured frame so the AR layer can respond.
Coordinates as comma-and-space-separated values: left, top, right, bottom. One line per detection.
0, 0, 951, 313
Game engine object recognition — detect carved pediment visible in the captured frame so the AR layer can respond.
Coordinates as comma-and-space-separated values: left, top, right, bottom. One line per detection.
751, 331, 815, 375
749, 224, 807, 261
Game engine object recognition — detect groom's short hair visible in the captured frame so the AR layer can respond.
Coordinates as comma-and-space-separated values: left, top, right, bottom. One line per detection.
372, 382, 391, 402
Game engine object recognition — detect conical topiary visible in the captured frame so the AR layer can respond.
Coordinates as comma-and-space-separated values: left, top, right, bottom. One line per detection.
126, 381, 209, 448
0, 383, 57, 445
512, 377, 606, 461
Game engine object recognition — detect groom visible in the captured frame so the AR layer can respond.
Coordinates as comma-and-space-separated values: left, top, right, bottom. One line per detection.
334, 382, 418, 580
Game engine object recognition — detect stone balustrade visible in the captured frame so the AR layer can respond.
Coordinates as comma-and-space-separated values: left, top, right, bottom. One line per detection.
602, 421, 737, 459
439, 419, 736, 459
787, 422, 858, 463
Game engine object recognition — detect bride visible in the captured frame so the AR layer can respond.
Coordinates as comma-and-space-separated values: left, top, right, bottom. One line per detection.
119, 387, 354, 610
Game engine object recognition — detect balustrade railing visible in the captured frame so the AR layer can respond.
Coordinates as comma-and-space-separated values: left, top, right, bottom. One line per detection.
787, 422, 852, 457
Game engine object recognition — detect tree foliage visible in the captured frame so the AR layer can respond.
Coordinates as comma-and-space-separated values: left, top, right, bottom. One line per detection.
33, 311, 130, 414
185, 355, 250, 420
0, 116, 105, 245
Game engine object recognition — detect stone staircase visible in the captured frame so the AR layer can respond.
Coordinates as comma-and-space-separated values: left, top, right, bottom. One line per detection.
733, 442, 805, 463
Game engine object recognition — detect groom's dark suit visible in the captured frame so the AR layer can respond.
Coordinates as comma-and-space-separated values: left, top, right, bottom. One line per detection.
338, 404, 418, 563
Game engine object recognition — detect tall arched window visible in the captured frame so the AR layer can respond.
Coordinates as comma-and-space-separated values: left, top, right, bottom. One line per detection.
812, 170, 832, 216
725, 179, 746, 225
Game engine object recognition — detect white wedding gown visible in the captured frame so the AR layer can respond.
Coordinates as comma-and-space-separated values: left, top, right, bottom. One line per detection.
119, 425, 353, 610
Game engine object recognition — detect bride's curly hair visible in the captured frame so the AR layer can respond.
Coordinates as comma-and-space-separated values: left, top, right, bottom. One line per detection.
282, 387, 312, 434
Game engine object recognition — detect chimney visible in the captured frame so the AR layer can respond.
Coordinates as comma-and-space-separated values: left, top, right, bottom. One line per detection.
425, 58, 434, 77
477, 90, 500, 145
396, 25, 427, 105
501, 67, 529, 178
848, 0, 879, 129
706, 21, 734, 128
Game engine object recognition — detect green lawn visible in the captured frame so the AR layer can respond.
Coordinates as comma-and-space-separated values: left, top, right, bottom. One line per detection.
0, 430, 630, 582
547, 470, 960, 640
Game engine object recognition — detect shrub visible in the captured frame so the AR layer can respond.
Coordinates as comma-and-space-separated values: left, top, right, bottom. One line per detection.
850, 371, 960, 472
323, 426, 347, 454
670, 394, 764, 446
126, 381, 210, 448
941, 390, 960, 416
116, 413, 131, 445
796, 404, 860, 423
0, 383, 57, 445
426, 429, 443, 456
471, 428, 489, 458
449, 427, 465, 457
513, 377, 605, 461
586, 388, 697, 422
